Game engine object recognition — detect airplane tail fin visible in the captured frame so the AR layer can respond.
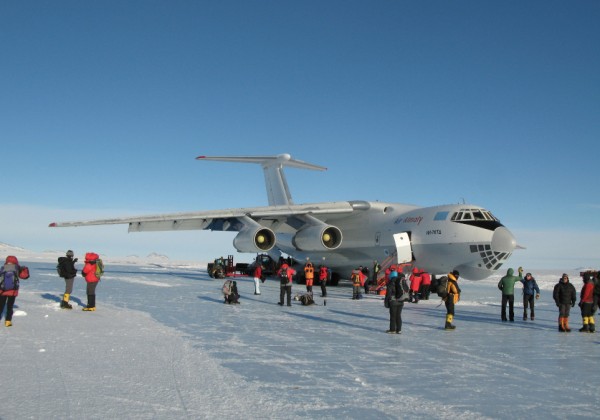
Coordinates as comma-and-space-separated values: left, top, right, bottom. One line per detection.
196, 153, 326, 206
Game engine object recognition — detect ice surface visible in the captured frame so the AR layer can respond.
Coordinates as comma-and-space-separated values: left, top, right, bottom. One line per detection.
1, 260, 599, 419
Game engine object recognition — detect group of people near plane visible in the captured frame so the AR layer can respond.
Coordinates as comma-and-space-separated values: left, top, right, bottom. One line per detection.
234, 256, 600, 336
497, 267, 600, 333
0, 250, 103, 328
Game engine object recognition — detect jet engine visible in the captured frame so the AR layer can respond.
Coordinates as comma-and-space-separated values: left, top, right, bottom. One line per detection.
233, 227, 276, 253
292, 225, 342, 251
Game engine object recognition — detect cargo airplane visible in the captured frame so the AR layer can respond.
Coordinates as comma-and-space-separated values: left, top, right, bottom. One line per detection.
49, 153, 518, 282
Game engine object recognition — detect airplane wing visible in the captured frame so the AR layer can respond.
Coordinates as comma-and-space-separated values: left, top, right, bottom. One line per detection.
49, 201, 358, 252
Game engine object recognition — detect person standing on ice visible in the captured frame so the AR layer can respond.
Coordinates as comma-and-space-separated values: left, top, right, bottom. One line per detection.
444, 270, 461, 330
520, 271, 540, 320
0, 255, 28, 327
497, 267, 522, 322
384, 270, 408, 334
420, 270, 431, 300
578, 272, 595, 333
57, 250, 78, 309
253, 263, 262, 295
277, 263, 295, 307
81, 252, 101, 311
553, 273, 577, 332
304, 259, 314, 294
409, 267, 422, 303
318, 264, 328, 297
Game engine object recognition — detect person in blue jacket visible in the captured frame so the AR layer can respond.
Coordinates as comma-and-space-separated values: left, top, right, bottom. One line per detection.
520, 271, 540, 320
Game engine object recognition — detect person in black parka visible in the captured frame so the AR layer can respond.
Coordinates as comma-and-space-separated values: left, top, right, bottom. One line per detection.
553, 273, 577, 332
384, 271, 408, 334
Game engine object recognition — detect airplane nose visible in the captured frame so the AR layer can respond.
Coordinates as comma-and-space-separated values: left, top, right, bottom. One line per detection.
491, 227, 517, 253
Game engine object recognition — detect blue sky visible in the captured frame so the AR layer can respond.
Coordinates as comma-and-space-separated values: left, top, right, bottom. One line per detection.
1, 1, 599, 269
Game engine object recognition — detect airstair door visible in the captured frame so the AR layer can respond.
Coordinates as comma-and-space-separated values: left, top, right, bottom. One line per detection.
393, 232, 413, 264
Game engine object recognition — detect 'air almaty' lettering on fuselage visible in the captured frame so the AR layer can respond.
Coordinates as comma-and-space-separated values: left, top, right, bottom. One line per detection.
394, 216, 423, 225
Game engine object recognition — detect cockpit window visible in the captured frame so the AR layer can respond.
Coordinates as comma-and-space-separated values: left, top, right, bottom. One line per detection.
451, 209, 499, 222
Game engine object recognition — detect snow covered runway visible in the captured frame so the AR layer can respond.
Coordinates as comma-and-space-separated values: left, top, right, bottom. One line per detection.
1, 262, 599, 419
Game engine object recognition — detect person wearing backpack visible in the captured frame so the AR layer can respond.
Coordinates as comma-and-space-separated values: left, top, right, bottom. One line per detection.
81, 252, 102, 311
443, 270, 461, 330
0, 255, 27, 327
384, 270, 409, 334
277, 263, 295, 307
57, 250, 78, 309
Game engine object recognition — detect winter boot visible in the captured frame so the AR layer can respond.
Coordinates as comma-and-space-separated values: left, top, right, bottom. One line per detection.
579, 317, 590, 332
83, 294, 96, 311
60, 293, 73, 309
5, 320, 12, 327
564, 317, 571, 332
444, 314, 456, 330
523, 310, 527, 321
558, 317, 565, 332
589, 317, 595, 333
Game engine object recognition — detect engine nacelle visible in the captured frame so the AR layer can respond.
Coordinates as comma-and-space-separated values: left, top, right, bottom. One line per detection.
292, 225, 342, 251
233, 227, 276, 253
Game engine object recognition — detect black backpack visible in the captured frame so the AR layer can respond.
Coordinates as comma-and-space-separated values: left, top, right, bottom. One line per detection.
280, 268, 289, 285
436, 276, 449, 298
57, 257, 68, 278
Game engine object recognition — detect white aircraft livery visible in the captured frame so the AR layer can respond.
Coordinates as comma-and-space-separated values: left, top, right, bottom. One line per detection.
49, 153, 518, 281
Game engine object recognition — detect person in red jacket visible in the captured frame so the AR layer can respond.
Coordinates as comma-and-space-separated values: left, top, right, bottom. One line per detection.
420, 270, 432, 300
579, 272, 596, 333
253, 264, 262, 295
81, 252, 101, 311
318, 264, 328, 297
0, 255, 27, 327
409, 267, 422, 303
277, 263, 295, 307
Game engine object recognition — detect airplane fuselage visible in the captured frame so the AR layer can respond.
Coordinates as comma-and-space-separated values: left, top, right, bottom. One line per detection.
274, 201, 515, 280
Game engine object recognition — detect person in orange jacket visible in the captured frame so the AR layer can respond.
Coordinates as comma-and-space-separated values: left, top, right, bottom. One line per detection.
81, 252, 102, 311
304, 260, 314, 294
444, 270, 461, 330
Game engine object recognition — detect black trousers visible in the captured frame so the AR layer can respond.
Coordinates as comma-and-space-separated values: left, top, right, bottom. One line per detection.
0, 296, 16, 321
501, 294, 515, 321
445, 298, 455, 316
320, 280, 327, 297
389, 300, 404, 332
523, 294, 535, 317
280, 286, 291, 306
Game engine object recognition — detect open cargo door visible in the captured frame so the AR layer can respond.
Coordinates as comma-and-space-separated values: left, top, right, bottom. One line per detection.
393, 232, 413, 264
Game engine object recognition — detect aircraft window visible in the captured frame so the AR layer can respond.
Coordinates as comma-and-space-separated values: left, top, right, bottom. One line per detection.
480, 253, 486, 259
434, 211, 449, 221
485, 245, 491, 250
497, 252, 507, 260
494, 263, 503, 270
478, 245, 485, 251
470, 245, 478, 253
463, 212, 473, 220
472, 211, 485, 220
